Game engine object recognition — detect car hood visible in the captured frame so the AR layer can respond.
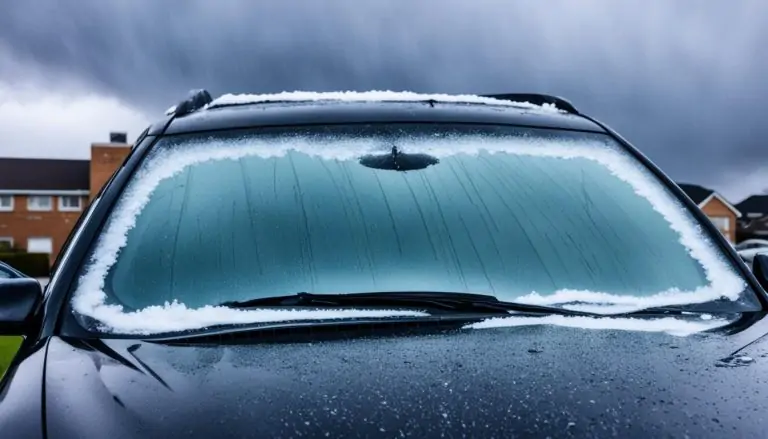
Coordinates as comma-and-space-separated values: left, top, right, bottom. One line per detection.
44, 317, 768, 439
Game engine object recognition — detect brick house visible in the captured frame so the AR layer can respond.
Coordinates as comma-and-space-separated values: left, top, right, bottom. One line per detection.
0, 133, 132, 265
735, 194, 768, 242
678, 183, 742, 243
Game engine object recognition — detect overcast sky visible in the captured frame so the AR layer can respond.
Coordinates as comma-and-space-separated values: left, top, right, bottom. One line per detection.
0, 0, 766, 201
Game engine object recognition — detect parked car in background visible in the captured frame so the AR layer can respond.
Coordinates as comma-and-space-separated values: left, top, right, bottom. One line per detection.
0, 261, 25, 280
0, 261, 29, 385
1, 90, 768, 438
736, 239, 768, 266
736, 194, 768, 241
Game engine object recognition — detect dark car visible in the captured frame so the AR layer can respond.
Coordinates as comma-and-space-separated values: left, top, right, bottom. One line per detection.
2, 90, 768, 438
0, 261, 25, 280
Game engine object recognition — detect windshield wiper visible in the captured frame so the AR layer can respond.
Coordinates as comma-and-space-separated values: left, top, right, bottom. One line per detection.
219, 291, 594, 316
551, 297, 758, 318
615, 302, 752, 317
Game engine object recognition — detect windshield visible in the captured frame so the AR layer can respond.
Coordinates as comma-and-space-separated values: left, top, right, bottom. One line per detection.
70, 123, 757, 334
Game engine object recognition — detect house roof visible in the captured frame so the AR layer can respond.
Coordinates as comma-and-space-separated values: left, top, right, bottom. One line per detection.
736, 194, 768, 216
677, 183, 742, 218
677, 183, 714, 204
0, 158, 89, 193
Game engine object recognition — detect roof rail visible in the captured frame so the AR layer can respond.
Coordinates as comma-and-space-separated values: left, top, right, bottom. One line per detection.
169, 89, 213, 118
481, 93, 579, 114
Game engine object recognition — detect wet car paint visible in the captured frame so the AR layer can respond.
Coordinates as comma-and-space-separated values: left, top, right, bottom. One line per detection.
6, 315, 765, 439
0, 340, 46, 439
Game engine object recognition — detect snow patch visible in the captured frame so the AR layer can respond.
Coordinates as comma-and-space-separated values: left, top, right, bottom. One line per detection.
71, 134, 746, 334
466, 315, 729, 337
209, 90, 564, 113
514, 287, 740, 315
82, 301, 428, 335
559, 303, 646, 315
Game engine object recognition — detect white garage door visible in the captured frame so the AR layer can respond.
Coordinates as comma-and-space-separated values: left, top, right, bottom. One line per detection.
27, 237, 53, 254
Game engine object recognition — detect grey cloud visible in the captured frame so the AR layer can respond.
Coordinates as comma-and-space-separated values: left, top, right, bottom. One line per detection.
1, 0, 767, 199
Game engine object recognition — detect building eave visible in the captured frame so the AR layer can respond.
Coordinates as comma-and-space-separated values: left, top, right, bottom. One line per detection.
91, 142, 132, 148
0, 189, 89, 196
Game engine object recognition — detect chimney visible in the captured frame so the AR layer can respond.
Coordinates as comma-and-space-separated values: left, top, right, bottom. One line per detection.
110, 132, 128, 143
90, 132, 133, 201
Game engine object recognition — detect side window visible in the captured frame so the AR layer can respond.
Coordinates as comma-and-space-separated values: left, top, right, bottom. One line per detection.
27, 237, 53, 254
58, 196, 83, 212
709, 216, 730, 231
0, 195, 13, 212
0, 237, 13, 251
27, 196, 53, 212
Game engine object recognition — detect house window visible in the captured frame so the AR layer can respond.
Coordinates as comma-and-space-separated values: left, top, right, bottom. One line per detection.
709, 216, 730, 231
27, 195, 53, 211
58, 195, 82, 211
0, 237, 12, 251
27, 237, 53, 254
0, 195, 13, 212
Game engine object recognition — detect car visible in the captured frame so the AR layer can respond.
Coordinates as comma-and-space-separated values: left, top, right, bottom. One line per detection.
0, 261, 25, 280
736, 238, 768, 266
2, 89, 768, 438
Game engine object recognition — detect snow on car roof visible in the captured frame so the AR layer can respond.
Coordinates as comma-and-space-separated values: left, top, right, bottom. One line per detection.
207, 90, 565, 113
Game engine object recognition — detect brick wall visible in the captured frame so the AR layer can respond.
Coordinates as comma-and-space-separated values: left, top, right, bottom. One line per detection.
90, 143, 131, 201
0, 195, 88, 265
701, 197, 738, 243
0, 143, 131, 268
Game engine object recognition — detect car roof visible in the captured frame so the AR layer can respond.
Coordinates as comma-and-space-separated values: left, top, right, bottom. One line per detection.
148, 91, 608, 136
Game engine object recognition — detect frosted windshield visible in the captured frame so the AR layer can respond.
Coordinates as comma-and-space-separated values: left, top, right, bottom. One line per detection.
70, 124, 754, 334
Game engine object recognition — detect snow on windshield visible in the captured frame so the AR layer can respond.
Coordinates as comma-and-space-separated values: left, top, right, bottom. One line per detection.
208, 90, 564, 113
466, 314, 730, 337
87, 301, 429, 335
70, 133, 746, 335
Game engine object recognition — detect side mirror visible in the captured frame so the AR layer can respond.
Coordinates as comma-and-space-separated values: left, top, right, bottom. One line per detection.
0, 278, 43, 335
753, 254, 768, 292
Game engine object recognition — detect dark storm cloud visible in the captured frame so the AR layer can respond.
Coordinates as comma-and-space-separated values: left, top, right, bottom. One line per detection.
1, 0, 767, 197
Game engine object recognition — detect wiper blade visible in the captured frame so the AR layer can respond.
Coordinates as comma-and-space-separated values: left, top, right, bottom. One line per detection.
607, 298, 757, 317
219, 291, 594, 316
616, 305, 735, 317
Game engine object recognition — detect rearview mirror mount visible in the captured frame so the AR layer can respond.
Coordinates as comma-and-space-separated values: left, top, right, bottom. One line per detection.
0, 278, 43, 335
